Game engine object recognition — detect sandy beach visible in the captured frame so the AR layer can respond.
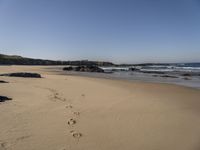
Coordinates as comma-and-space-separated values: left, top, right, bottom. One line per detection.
1, 66, 200, 150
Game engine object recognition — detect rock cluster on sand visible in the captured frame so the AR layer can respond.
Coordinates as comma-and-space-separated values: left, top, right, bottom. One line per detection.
0, 96, 12, 102
0, 81, 11, 102
181, 73, 200, 77
160, 75, 178, 78
0, 72, 42, 78
182, 73, 192, 76
128, 67, 140, 71
63, 66, 104, 73
0, 80, 9, 83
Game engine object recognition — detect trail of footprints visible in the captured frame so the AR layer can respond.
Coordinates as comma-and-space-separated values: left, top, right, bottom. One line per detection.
48, 88, 66, 102
34, 87, 83, 140
0, 142, 8, 150
48, 88, 83, 139
0, 86, 83, 150
66, 104, 82, 139
0, 135, 31, 150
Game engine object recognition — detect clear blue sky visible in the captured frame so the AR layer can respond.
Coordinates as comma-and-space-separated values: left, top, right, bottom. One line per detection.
0, 0, 200, 63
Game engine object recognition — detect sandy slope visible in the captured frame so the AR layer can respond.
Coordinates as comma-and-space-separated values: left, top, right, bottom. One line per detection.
0, 66, 200, 150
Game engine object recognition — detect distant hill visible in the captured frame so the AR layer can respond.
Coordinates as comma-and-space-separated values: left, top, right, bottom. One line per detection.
1, 54, 199, 67
0, 54, 114, 66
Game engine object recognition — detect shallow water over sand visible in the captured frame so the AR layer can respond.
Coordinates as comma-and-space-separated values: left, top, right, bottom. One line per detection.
60, 70, 200, 89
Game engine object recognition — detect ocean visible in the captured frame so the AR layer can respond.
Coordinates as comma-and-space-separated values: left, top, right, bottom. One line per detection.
61, 63, 200, 89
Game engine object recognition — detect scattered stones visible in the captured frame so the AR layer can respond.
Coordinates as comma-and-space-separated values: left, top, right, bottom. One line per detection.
0, 96, 12, 102
0, 72, 41, 78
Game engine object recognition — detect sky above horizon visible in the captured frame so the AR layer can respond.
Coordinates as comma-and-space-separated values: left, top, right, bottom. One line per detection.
0, 0, 200, 63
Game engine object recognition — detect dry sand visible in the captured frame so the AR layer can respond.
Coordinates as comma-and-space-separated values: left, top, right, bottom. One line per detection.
0, 66, 200, 150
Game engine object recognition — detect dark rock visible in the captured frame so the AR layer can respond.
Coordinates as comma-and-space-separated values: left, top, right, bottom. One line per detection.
183, 77, 191, 80
0, 96, 12, 102
0, 72, 42, 78
182, 73, 192, 76
160, 75, 178, 78
0, 80, 9, 83
63, 65, 104, 73
152, 75, 159, 77
140, 71, 165, 74
63, 66, 73, 71
87, 66, 104, 72
129, 67, 140, 71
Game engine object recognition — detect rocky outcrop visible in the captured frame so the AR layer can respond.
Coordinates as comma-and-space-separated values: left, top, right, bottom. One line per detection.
182, 73, 192, 76
63, 66, 74, 71
160, 75, 178, 78
0, 72, 42, 78
0, 80, 8, 83
181, 73, 200, 77
140, 71, 165, 74
129, 67, 140, 71
0, 96, 12, 102
63, 66, 104, 73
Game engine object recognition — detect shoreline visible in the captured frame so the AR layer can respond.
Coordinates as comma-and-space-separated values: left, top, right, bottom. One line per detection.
57, 70, 200, 90
0, 65, 200, 89
60, 72, 200, 91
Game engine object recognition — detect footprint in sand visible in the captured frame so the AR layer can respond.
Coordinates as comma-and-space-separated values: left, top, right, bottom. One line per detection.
73, 111, 80, 116
67, 118, 76, 125
54, 94, 66, 102
0, 135, 31, 150
0, 142, 10, 150
47, 88, 66, 102
15, 135, 31, 142
59, 148, 66, 150
70, 130, 82, 139
65, 105, 73, 109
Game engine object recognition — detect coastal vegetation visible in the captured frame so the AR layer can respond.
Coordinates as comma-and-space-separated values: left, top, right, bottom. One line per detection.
0, 54, 113, 66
